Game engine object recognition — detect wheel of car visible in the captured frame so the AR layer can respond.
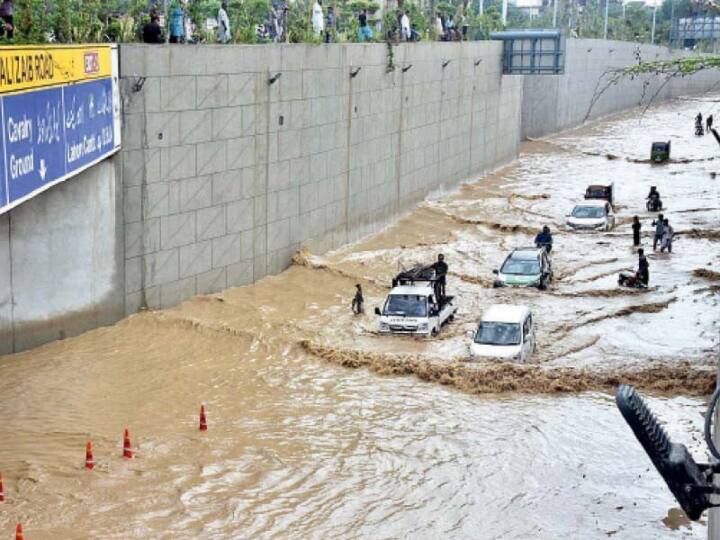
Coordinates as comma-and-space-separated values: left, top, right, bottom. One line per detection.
431, 327, 439, 337
538, 279, 547, 291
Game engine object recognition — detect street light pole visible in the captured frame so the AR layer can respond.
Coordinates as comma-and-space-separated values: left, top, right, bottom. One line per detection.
502, 0, 508, 25
553, 0, 558, 27
651, 3, 657, 44
164, 0, 169, 43
603, 0, 609, 39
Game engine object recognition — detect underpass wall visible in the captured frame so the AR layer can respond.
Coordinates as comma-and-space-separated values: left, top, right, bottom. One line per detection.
3, 40, 720, 354
522, 39, 720, 139
118, 42, 523, 313
0, 159, 125, 354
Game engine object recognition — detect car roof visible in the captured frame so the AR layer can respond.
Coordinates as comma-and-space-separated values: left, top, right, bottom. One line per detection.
389, 285, 434, 296
510, 248, 542, 260
574, 199, 607, 208
481, 304, 530, 323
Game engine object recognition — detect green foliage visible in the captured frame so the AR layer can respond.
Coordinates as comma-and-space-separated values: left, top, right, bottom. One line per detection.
346, 0, 379, 14
0, 0, 704, 45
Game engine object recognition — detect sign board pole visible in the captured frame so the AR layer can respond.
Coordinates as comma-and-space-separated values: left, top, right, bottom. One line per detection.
603, 0, 609, 39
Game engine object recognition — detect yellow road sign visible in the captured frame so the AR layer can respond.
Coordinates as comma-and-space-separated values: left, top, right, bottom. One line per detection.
0, 44, 114, 95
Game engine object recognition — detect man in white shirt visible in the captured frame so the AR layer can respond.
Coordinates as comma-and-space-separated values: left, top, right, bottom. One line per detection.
312, 0, 324, 36
217, 1, 230, 43
400, 11, 410, 41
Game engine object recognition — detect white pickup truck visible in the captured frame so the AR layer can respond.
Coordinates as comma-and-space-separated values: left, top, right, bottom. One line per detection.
374, 264, 458, 337
375, 283, 457, 337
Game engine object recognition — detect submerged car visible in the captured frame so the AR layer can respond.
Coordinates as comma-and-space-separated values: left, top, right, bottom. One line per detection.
469, 304, 536, 362
584, 182, 613, 207
566, 200, 615, 231
493, 247, 553, 290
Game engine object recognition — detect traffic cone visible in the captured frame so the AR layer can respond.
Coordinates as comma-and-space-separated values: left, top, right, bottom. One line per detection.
0, 471, 4, 502
123, 428, 133, 459
15, 523, 23, 540
199, 405, 208, 432
85, 441, 95, 470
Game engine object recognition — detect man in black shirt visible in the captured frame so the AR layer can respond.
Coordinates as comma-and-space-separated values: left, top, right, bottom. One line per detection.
143, 13, 164, 44
637, 248, 649, 286
358, 9, 373, 41
432, 254, 448, 301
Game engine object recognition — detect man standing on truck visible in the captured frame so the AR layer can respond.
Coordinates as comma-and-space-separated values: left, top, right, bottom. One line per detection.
432, 254, 448, 302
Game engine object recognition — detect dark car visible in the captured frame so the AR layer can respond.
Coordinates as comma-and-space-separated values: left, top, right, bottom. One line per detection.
584, 183, 613, 207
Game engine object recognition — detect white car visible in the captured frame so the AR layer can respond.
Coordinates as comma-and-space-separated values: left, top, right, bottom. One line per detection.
566, 200, 615, 231
469, 304, 536, 362
376, 285, 457, 337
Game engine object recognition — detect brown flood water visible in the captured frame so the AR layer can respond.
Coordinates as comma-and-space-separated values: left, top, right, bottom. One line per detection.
1, 97, 719, 539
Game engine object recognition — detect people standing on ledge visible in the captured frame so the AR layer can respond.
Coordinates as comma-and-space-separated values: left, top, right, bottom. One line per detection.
358, 9, 373, 41
142, 12, 164, 44
400, 10, 411, 41
312, 0, 324, 37
217, 1, 231, 43
0, 0, 14, 39
169, 7, 185, 43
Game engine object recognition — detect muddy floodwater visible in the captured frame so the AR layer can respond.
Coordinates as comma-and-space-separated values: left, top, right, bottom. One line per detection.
1, 96, 719, 539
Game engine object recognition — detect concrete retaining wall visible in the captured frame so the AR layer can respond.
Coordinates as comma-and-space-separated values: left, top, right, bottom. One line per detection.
0, 159, 125, 354
2, 39, 719, 353
118, 42, 523, 313
522, 39, 720, 138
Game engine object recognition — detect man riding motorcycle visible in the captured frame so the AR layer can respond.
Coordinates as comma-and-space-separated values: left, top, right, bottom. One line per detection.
696, 113, 704, 136
534, 226, 553, 253
646, 186, 662, 212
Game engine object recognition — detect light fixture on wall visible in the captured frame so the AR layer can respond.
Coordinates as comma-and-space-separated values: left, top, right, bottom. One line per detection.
442, 60, 451, 69
474, 58, 482, 66
268, 73, 282, 85
132, 76, 146, 93
350, 67, 361, 78
402, 64, 413, 73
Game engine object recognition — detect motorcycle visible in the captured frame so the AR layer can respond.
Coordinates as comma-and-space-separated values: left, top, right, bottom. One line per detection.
618, 271, 647, 289
646, 196, 663, 212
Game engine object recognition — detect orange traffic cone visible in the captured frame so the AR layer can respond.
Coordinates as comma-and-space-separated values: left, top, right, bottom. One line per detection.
123, 428, 133, 459
15, 523, 23, 540
199, 405, 208, 431
0, 471, 4, 502
85, 441, 95, 470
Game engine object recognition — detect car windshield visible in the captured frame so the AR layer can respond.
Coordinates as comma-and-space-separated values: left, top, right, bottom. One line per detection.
572, 206, 605, 219
501, 258, 540, 275
474, 322, 521, 346
384, 295, 427, 317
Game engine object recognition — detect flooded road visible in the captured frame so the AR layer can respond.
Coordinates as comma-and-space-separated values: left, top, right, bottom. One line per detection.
1, 96, 718, 539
